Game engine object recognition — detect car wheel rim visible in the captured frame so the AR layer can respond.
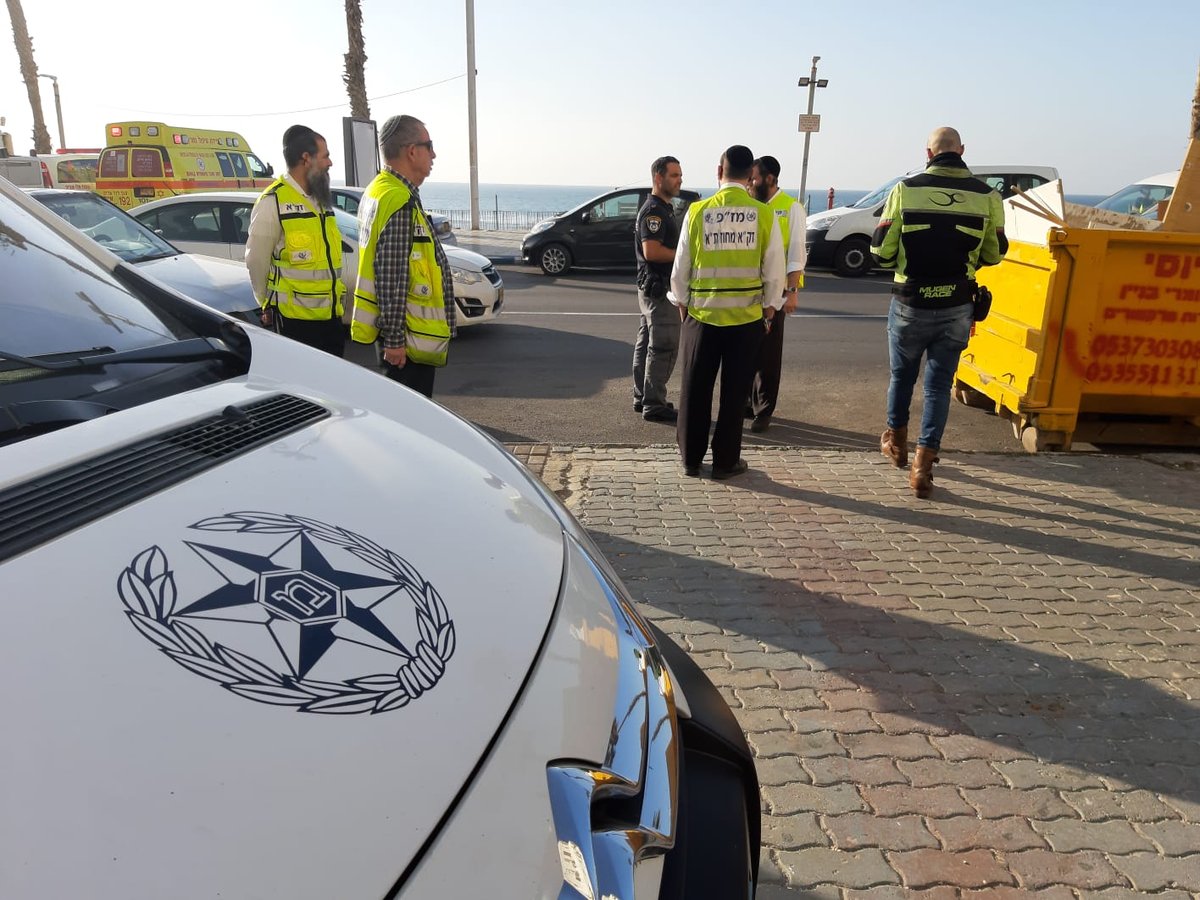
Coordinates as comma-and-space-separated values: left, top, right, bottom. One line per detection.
844, 248, 865, 270
543, 248, 566, 273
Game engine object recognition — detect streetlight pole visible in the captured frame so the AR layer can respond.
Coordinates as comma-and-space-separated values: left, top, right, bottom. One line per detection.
38, 73, 65, 150
796, 57, 828, 210
465, 0, 480, 230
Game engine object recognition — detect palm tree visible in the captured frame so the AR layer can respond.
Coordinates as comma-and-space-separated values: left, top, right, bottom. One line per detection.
5, 0, 51, 154
344, 0, 370, 120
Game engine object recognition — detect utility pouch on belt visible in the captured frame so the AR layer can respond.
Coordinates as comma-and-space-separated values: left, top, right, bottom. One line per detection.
638, 270, 665, 299
973, 285, 993, 322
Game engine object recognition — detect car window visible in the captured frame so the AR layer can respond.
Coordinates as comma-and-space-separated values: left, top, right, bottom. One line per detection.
1095, 183, 1175, 216
982, 174, 1050, 199
36, 192, 178, 263
851, 176, 903, 210
214, 152, 236, 178
227, 203, 252, 243
246, 154, 270, 178
153, 204, 223, 243
230, 154, 250, 178
99, 149, 128, 178
588, 191, 641, 222
130, 149, 164, 178
57, 158, 97, 184
670, 195, 691, 217
334, 192, 359, 215
1, 195, 185, 360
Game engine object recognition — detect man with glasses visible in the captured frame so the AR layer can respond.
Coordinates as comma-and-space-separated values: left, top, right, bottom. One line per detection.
350, 115, 456, 398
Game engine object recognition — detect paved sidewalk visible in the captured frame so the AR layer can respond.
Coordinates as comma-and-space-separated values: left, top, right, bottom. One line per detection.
512, 445, 1200, 897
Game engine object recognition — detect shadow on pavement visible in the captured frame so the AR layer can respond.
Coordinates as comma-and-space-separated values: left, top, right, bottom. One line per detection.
583, 458, 1200, 808
744, 419, 878, 451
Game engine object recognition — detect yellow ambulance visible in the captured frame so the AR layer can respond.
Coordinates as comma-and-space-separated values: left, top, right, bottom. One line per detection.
95, 122, 275, 209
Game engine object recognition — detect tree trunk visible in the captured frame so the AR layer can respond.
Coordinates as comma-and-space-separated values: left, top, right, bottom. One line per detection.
344, 0, 370, 120
5, 0, 52, 153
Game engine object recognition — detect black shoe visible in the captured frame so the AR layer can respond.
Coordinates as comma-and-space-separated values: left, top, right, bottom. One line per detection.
635, 400, 674, 414
682, 464, 700, 477
750, 414, 771, 433
643, 407, 678, 423
711, 459, 749, 480
744, 406, 755, 419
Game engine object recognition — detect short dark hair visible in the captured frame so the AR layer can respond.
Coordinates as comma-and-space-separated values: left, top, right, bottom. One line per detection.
282, 125, 323, 168
754, 155, 781, 179
650, 155, 679, 179
721, 145, 754, 180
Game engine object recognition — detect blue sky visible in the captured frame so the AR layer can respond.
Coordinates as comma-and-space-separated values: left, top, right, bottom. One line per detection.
2, 0, 1196, 195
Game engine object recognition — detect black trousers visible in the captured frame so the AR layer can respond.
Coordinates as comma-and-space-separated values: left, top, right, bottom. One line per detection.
750, 310, 785, 418
385, 360, 437, 398
278, 316, 346, 358
676, 316, 765, 470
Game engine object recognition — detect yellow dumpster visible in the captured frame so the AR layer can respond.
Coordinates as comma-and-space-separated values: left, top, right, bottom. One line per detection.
955, 227, 1200, 451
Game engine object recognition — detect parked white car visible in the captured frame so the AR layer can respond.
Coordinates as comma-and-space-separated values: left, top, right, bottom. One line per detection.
806, 165, 1060, 276
0, 176, 760, 898
131, 191, 502, 326
332, 184, 456, 244
1092, 170, 1179, 217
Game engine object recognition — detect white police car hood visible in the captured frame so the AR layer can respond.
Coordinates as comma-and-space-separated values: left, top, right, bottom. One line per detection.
1, 328, 567, 898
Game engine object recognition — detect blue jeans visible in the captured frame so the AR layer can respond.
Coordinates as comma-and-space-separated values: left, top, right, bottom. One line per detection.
886, 298, 973, 451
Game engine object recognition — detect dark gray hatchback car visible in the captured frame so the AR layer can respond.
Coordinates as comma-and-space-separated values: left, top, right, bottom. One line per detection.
521, 187, 700, 276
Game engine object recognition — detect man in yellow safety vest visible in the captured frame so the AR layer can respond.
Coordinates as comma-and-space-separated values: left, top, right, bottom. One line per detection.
669, 145, 786, 480
350, 115, 456, 398
246, 124, 346, 356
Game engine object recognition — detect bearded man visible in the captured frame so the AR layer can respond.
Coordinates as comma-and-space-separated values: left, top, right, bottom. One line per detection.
245, 124, 347, 356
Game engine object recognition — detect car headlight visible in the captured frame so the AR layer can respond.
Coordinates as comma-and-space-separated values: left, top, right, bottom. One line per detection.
806, 218, 832, 233
450, 265, 482, 286
528, 219, 555, 235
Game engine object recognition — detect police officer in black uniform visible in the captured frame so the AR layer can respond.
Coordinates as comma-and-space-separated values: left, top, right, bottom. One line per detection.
632, 156, 684, 423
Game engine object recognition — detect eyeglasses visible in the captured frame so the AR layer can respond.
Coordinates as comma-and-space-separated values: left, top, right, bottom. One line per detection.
407, 140, 434, 152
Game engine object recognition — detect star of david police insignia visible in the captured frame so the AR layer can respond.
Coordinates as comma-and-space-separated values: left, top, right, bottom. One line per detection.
646, 216, 662, 233
117, 512, 456, 715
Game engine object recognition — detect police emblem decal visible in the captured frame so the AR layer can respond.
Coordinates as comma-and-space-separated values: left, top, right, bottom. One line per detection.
646, 216, 662, 234
118, 512, 456, 714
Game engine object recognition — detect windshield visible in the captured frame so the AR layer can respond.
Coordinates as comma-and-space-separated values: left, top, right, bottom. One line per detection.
1094, 182, 1176, 216
851, 176, 904, 210
34, 191, 179, 263
0, 189, 246, 442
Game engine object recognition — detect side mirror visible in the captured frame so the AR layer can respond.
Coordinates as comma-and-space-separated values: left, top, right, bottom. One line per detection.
265, 163, 275, 177
580, 211, 591, 224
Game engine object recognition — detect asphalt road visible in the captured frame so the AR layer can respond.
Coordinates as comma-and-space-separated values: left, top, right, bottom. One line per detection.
357, 264, 1030, 452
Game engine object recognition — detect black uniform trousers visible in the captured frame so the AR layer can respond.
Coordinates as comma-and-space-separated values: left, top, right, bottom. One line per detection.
278, 316, 346, 358
384, 360, 438, 398
750, 310, 786, 418
676, 315, 765, 470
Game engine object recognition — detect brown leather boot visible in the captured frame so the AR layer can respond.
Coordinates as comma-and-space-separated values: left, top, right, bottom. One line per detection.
910, 446, 936, 498
880, 426, 908, 468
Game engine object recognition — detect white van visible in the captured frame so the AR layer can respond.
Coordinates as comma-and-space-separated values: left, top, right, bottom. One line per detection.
36, 150, 100, 191
806, 165, 1060, 276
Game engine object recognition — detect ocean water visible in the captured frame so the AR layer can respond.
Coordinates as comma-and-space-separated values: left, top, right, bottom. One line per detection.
421, 181, 1107, 214
416, 181, 1109, 232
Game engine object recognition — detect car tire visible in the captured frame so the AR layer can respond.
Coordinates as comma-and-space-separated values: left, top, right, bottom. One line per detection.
833, 237, 872, 277
538, 243, 571, 276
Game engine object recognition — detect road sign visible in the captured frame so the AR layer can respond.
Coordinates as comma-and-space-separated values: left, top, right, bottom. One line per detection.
797, 114, 821, 133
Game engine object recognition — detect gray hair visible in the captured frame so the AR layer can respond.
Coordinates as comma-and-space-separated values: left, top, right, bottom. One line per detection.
380, 115, 426, 160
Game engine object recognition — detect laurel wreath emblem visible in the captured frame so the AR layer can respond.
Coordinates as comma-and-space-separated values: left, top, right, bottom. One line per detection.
117, 512, 455, 715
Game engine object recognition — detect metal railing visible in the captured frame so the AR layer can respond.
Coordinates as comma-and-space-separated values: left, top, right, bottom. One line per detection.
427, 208, 561, 233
